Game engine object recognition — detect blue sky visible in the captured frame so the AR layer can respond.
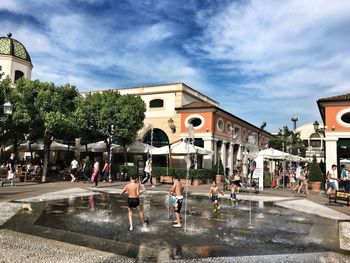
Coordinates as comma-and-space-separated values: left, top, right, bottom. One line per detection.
1, 0, 350, 132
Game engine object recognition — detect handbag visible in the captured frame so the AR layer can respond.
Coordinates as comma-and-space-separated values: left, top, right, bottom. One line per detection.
7, 171, 14, 180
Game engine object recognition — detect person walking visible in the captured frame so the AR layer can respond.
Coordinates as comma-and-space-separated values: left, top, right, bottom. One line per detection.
102, 160, 110, 183
142, 158, 154, 187
82, 156, 92, 183
69, 157, 79, 182
2, 153, 17, 187
91, 157, 100, 188
326, 164, 338, 196
120, 174, 148, 231
340, 165, 349, 192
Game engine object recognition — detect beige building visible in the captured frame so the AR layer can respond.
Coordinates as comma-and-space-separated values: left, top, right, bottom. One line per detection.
95, 83, 274, 173
295, 122, 325, 162
0, 33, 274, 173
0, 33, 32, 83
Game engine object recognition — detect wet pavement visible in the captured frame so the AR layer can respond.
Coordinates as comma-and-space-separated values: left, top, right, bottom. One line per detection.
0, 181, 350, 262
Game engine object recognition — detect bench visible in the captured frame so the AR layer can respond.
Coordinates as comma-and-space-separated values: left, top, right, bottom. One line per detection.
329, 191, 350, 206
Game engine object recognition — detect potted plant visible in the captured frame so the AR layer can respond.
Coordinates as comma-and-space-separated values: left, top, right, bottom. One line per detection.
308, 155, 323, 191
214, 159, 224, 184
190, 170, 203, 186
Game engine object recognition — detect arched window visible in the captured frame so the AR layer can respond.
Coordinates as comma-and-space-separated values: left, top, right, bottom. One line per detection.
149, 99, 164, 108
143, 128, 169, 147
341, 112, 350, 124
14, 70, 24, 81
310, 133, 321, 147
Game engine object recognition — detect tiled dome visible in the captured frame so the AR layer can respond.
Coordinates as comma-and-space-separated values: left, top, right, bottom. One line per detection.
0, 33, 31, 63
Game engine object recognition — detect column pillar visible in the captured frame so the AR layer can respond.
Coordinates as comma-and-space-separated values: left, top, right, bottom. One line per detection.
221, 141, 227, 174
203, 139, 214, 169
325, 138, 338, 172
229, 143, 234, 176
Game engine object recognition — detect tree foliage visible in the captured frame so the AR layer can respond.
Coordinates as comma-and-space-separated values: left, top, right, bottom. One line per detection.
76, 90, 146, 163
268, 126, 306, 157
308, 155, 323, 182
12, 79, 79, 182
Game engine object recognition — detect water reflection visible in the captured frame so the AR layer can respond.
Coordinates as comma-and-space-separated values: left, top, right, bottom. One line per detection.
31, 193, 338, 261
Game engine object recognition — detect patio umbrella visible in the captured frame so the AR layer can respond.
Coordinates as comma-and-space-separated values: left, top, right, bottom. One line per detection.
121, 141, 156, 154
4, 142, 44, 152
258, 148, 290, 160
80, 141, 119, 152
150, 141, 213, 155
50, 141, 75, 151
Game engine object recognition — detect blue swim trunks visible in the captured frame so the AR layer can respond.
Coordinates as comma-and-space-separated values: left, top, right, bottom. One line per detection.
230, 193, 236, 200
211, 194, 219, 202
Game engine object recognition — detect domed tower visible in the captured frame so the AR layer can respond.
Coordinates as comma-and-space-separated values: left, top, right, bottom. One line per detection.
0, 32, 33, 83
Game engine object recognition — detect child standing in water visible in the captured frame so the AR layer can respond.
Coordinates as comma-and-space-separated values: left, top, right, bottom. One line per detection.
230, 183, 238, 207
209, 181, 224, 212
121, 175, 148, 231
168, 174, 183, 228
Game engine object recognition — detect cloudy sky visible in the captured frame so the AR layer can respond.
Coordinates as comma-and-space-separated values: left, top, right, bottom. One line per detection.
1, 0, 350, 132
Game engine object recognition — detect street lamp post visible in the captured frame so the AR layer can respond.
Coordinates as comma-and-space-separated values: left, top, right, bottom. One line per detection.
108, 124, 114, 183
0, 101, 13, 160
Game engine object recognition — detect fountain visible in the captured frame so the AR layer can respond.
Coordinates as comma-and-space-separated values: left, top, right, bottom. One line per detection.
3, 191, 341, 261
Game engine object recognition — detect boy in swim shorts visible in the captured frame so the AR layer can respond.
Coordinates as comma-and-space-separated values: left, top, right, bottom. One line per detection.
168, 174, 183, 228
209, 181, 224, 212
121, 175, 148, 231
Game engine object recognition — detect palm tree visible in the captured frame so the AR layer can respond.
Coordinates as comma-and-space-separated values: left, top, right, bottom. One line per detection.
269, 126, 306, 157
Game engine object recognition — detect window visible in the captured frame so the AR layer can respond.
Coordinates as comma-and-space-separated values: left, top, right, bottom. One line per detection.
190, 118, 202, 127
226, 122, 232, 133
337, 108, 350, 128
341, 112, 350, 124
310, 140, 321, 147
217, 118, 224, 131
149, 99, 164, 108
14, 70, 24, 81
143, 128, 169, 148
185, 114, 205, 130
303, 140, 309, 147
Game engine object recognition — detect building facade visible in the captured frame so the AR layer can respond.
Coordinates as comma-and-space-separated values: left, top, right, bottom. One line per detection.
294, 122, 325, 162
0, 33, 274, 173
98, 83, 274, 173
317, 93, 350, 172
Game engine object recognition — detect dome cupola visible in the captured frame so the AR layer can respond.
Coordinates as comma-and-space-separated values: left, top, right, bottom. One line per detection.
0, 33, 32, 64
0, 33, 33, 82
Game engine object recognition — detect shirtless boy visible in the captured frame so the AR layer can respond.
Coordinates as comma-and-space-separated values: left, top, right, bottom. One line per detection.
230, 184, 238, 207
121, 175, 148, 231
209, 181, 224, 212
168, 174, 183, 228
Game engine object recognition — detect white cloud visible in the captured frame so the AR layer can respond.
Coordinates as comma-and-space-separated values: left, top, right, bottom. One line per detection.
186, 0, 350, 130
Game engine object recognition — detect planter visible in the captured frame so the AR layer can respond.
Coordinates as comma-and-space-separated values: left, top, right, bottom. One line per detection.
151, 177, 158, 185
180, 179, 190, 186
310, 181, 321, 191
216, 174, 223, 184
160, 175, 173, 184
192, 179, 202, 186
201, 178, 212, 184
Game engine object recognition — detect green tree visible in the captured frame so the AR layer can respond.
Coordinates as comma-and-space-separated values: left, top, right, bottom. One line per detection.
0, 77, 12, 161
308, 155, 323, 182
268, 126, 306, 157
76, 90, 146, 164
114, 94, 146, 163
12, 79, 79, 182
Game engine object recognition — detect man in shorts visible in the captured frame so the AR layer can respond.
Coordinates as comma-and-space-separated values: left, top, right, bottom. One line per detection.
121, 175, 148, 231
168, 174, 183, 228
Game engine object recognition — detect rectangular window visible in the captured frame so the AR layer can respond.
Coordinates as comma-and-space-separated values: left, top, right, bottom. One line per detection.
310, 140, 321, 147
